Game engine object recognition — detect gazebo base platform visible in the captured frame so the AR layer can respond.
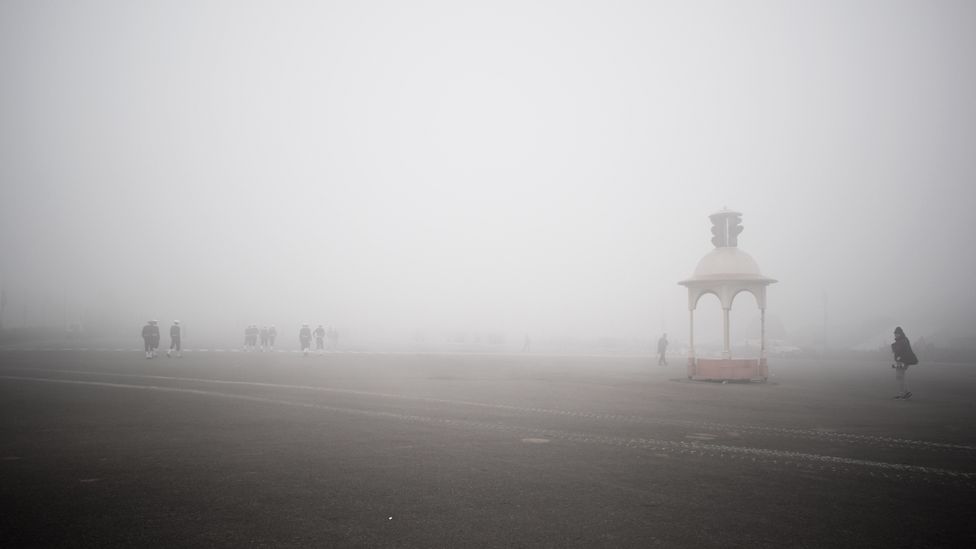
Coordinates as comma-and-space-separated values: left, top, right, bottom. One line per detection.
687, 357, 768, 382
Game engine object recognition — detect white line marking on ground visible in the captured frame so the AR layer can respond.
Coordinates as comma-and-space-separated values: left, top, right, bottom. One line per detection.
13, 367, 974, 452
1, 374, 973, 484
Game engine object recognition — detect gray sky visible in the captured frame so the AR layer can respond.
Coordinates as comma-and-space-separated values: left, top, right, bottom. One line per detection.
1, 1, 974, 346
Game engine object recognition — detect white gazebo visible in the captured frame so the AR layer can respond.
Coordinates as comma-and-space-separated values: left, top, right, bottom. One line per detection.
678, 210, 776, 382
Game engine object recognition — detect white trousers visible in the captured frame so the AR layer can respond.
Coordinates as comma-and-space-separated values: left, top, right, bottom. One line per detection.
894, 363, 909, 394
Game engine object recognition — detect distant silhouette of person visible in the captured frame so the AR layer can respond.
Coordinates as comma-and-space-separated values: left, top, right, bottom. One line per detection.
891, 326, 918, 399
167, 320, 182, 358
268, 325, 277, 350
299, 324, 312, 356
149, 320, 160, 357
522, 334, 531, 353
657, 333, 669, 365
327, 325, 339, 350
141, 320, 154, 359
259, 326, 269, 351
245, 325, 259, 351
314, 324, 326, 351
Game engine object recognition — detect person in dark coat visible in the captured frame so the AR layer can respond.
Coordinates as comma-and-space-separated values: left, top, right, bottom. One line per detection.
167, 320, 182, 358
891, 326, 918, 400
149, 320, 161, 357
141, 320, 154, 359
314, 324, 326, 352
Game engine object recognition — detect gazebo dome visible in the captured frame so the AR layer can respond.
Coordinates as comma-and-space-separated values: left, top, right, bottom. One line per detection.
683, 247, 774, 283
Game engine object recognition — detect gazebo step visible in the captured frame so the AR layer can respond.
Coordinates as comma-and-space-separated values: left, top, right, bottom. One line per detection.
688, 357, 768, 381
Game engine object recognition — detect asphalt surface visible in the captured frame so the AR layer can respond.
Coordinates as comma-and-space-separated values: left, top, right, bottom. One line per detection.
1, 349, 974, 548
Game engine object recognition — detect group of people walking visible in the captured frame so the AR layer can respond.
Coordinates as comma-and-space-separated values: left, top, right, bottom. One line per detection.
246, 324, 338, 354
141, 320, 181, 359
244, 325, 278, 352
298, 324, 339, 356
140, 320, 342, 357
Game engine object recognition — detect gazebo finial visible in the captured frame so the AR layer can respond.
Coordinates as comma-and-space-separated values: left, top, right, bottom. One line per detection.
708, 209, 744, 248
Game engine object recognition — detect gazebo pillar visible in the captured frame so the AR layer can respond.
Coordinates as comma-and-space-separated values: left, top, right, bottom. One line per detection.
688, 308, 695, 359
760, 308, 767, 359
722, 307, 731, 358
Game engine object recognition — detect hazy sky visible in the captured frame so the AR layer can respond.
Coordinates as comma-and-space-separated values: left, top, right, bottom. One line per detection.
1, 1, 974, 345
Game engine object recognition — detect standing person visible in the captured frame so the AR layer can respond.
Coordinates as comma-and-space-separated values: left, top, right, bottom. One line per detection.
891, 326, 918, 400
149, 320, 161, 358
657, 333, 669, 365
244, 325, 257, 351
522, 333, 531, 353
250, 325, 260, 351
167, 320, 182, 358
314, 324, 326, 352
299, 324, 312, 356
141, 320, 154, 359
328, 325, 339, 350
268, 325, 277, 350
259, 326, 269, 352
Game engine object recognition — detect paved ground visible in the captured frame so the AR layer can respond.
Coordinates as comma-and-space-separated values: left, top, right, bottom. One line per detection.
1, 349, 974, 548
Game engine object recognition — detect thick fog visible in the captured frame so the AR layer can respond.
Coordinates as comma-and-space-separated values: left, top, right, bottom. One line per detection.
1, 1, 974, 350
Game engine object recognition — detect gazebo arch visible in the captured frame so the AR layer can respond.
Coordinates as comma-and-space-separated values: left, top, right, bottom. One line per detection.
678, 210, 776, 381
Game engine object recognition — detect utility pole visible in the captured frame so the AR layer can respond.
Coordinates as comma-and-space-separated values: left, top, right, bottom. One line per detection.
822, 291, 828, 356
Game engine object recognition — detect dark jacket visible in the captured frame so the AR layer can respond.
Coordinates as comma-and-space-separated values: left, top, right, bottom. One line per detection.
891, 334, 918, 366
